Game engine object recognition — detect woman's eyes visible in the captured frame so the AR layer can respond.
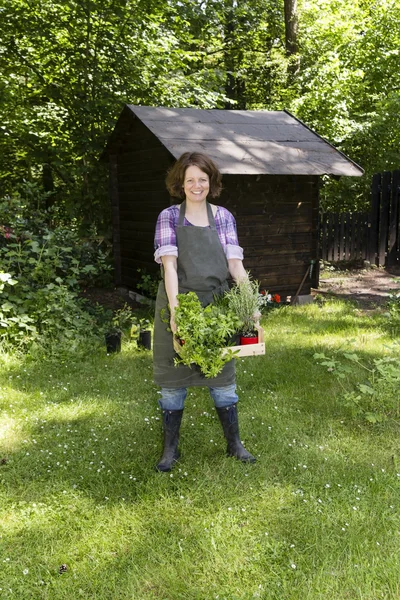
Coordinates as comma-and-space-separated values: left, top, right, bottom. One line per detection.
186, 179, 208, 183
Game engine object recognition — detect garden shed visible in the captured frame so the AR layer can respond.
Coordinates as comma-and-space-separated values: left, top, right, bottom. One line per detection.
102, 105, 363, 298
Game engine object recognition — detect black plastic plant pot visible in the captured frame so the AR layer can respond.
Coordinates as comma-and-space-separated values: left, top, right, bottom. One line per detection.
105, 331, 122, 353
138, 329, 152, 350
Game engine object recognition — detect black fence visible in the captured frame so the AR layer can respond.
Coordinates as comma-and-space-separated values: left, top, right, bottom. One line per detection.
319, 170, 400, 267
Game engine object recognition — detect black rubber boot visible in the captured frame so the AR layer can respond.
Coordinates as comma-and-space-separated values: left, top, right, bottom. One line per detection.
216, 404, 256, 463
156, 409, 184, 472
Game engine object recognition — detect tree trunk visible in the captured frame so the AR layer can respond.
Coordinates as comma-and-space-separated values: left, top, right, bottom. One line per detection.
224, 0, 246, 109
284, 0, 300, 77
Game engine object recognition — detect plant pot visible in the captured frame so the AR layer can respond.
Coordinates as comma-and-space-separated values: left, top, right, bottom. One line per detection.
105, 331, 122, 353
138, 329, 152, 350
240, 334, 259, 345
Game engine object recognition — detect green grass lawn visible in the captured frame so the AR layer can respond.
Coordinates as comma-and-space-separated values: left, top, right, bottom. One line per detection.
1, 300, 400, 599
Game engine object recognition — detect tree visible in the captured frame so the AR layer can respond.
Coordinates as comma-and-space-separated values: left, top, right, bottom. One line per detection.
284, 0, 299, 77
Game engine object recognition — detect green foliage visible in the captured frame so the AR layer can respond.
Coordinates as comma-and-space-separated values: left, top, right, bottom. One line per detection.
0, 191, 113, 356
1, 0, 399, 221
313, 351, 400, 423
224, 276, 263, 335
136, 268, 161, 300
105, 303, 138, 337
173, 291, 241, 378
288, 0, 400, 211
386, 290, 400, 329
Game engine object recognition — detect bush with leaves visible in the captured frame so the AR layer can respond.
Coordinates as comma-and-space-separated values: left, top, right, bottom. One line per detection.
136, 268, 162, 300
0, 191, 113, 356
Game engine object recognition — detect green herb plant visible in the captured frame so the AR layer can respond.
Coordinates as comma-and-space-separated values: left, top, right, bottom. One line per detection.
224, 275, 262, 336
173, 292, 242, 378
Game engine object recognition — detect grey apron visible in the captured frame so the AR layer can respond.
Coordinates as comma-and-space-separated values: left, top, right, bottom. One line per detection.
153, 201, 236, 388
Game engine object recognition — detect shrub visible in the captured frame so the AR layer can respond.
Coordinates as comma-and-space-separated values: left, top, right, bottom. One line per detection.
0, 190, 113, 356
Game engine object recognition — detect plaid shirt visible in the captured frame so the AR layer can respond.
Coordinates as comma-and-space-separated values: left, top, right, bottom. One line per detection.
154, 204, 243, 264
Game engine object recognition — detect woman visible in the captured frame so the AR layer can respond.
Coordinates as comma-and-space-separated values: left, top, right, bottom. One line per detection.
153, 152, 256, 472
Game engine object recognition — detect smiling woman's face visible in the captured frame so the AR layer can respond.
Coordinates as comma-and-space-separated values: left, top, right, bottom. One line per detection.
183, 165, 210, 203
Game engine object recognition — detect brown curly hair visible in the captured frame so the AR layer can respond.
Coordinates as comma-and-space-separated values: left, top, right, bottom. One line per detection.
165, 152, 222, 199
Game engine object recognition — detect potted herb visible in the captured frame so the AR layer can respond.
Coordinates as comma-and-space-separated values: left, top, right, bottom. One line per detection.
173, 292, 242, 378
104, 303, 135, 353
131, 317, 152, 350
224, 275, 263, 345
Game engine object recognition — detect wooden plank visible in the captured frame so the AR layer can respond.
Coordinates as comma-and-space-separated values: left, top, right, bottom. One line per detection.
118, 155, 171, 173
344, 213, 350, 260
118, 194, 169, 207
119, 203, 169, 217
244, 245, 311, 258
118, 171, 168, 185
238, 213, 312, 227
339, 213, 345, 260
109, 155, 122, 285
239, 223, 313, 236
119, 229, 154, 242
332, 213, 340, 261
359, 213, 368, 261
388, 170, 400, 266
321, 213, 328, 261
394, 170, 400, 260
379, 171, 391, 266
354, 213, 361, 259
325, 213, 333, 262
248, 263, 313, 279
119, 240, 154, 256
350, 212, 357, 259
239, 233, 312, 246
369, 172, 381, 265
234, 205, 313, 218
173, 324, 265, 359
116, 220, 157, 233
244, 253, 310, 267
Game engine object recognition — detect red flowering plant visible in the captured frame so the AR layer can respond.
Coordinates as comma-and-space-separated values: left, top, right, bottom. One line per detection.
259, 290, 282, 311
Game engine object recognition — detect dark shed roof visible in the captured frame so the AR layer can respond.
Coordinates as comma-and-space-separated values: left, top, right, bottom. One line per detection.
104, 105, 364, 177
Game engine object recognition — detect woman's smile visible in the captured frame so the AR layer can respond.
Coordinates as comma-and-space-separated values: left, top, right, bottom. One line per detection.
184, 165, 210, 202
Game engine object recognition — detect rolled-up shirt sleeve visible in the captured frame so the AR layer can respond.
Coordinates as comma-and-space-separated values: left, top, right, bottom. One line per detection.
226, 244, 244, 260
219, 207, 244, 260
154, 206, 179, 264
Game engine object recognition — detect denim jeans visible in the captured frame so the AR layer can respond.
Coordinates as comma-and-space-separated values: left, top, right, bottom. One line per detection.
158, 384, 238, 411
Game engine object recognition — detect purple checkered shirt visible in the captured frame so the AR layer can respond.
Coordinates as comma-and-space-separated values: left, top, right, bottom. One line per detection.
154, 204, 243, 264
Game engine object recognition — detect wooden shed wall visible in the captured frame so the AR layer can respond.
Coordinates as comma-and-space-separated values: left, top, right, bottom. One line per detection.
220, 175, 319, 296
109, 115, 173, 288
108, 112, 320, 296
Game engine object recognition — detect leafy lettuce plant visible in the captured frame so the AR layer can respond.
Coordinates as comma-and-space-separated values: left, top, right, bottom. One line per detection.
173, 292, 241, 378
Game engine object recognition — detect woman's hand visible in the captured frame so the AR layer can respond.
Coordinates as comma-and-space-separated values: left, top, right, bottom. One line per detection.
170, 310, 177, 334
162, 256, 179, 335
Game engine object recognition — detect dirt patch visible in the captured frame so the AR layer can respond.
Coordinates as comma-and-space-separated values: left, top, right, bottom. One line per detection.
80, 286, 141, 312
313, 266, 400, 309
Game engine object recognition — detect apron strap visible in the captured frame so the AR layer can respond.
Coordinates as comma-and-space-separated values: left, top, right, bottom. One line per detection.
178, 201, 217, 229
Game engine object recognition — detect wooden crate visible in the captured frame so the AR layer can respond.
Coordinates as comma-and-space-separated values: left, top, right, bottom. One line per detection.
173, 324, 265, 358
